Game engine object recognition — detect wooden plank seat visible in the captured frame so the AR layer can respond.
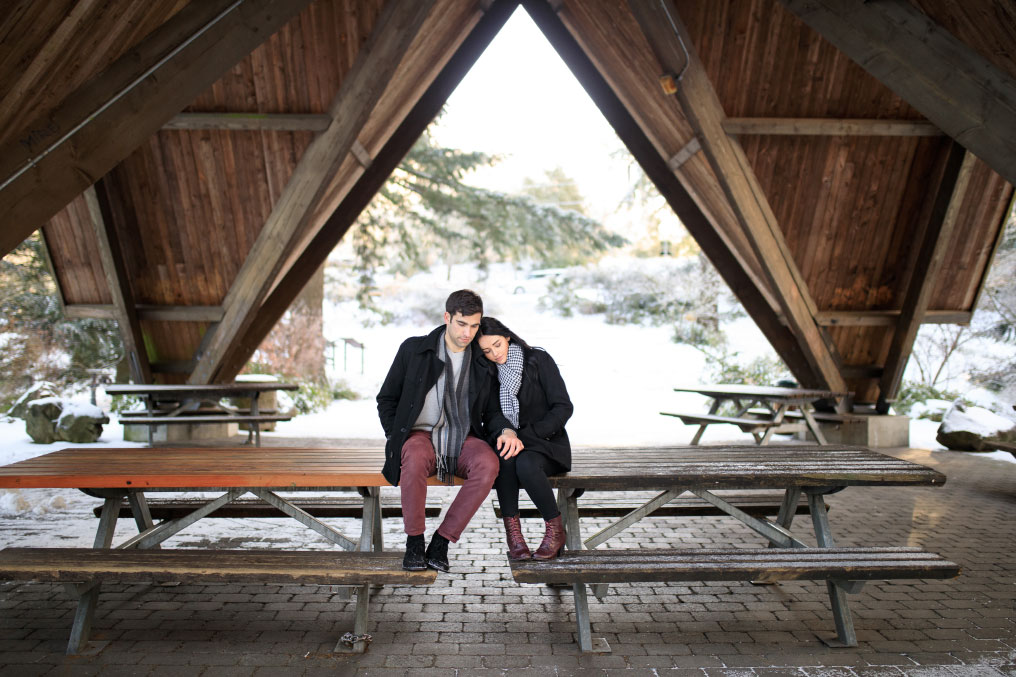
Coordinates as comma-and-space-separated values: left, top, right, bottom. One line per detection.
984, 439, 1016, 457
119, 409, 281, 417
95, 495, 443, 520
492, 491, 818, 519
0, 547, 436, 586
745, 408, 851, 422
119, 414, 292, 424
509, 547, 960, 585
511, 546, 959, 650
0, 547, 436, 654
660, 412, 781, 432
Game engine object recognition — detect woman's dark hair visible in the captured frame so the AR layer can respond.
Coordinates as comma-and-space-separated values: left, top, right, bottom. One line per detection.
478, 316, 531, 350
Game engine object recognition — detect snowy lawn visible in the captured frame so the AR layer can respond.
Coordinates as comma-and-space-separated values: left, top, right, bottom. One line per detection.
2, 262, 1013, 547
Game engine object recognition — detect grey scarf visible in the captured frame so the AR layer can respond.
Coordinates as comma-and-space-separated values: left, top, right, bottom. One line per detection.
432, 333, 472, 483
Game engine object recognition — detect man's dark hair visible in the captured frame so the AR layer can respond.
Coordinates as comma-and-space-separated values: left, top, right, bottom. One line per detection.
446, 289, 483, 317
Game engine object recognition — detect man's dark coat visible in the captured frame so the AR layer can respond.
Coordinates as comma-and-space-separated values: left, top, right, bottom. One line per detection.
376, 325, 495, 486
486, 346, 574, 471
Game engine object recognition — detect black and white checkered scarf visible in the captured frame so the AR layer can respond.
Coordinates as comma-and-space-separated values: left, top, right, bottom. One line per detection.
432, 333, 471, 483
496, 343, 525, 428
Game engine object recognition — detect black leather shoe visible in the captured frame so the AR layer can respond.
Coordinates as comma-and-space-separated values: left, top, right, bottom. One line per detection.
403, 534, 426, 571
425, 533, 450, 573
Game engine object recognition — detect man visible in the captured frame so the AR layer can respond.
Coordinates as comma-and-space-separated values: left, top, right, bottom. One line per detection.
377, 289, 499, 572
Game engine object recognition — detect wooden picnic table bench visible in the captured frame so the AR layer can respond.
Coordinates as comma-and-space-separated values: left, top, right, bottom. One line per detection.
107, 382, 298, 446
0, 446, 458, 655
96, 494, 443, 520
662, 383, 851, 445
492, 489, 819, 519
507, 445, 957, 653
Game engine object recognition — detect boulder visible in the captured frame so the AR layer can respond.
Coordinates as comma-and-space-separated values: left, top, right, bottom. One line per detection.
24, 398, 109, 444
936, 402, 1016, 451
6, 381, 59, 420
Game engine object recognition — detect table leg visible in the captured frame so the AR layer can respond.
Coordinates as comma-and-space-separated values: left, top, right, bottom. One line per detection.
759, 404, 789, 446
67, 496, 120, 654
691, 399, 722, 445
251, 393, 261, 447
800, 407, 829, 445
144, 396, 154, 446
335, 487, 381, 654
807, 490, 856, 647
559, 488, 610, 653
127, 490, 159, 549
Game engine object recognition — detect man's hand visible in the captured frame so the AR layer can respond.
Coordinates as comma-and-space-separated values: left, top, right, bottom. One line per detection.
496, 428, 524, 458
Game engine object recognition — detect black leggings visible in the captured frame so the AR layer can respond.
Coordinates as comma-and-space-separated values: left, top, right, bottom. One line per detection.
494, 450, 564, 521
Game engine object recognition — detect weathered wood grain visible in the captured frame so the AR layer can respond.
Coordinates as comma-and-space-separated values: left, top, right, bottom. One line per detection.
510, 547, 960, 584
0, 548, 437, 585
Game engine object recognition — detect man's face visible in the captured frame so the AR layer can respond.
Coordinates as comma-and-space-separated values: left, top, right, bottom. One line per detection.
444, 311, 481, 350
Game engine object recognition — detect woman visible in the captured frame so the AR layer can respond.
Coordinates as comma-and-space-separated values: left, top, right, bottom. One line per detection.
477, 316, 574, 561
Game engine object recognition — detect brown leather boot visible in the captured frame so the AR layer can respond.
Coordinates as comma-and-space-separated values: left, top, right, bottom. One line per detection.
532, 514, 566, 560
503, 515, 532, 560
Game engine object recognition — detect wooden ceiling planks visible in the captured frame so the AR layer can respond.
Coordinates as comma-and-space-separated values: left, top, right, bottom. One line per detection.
8, 0, 1013, 402
0, 0, 190, 150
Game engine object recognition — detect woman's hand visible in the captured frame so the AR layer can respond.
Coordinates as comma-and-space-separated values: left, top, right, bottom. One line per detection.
496, 428, 524, 458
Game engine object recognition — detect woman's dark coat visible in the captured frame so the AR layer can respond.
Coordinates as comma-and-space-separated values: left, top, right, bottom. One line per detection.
486, 346, 574, 470
376, 325, 496, 486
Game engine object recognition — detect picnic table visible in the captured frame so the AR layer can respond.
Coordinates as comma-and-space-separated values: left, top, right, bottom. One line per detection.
106, 382, 299, 446
661, 383, 850, 445
510, 445, 958, 652
0, 446, 453, 655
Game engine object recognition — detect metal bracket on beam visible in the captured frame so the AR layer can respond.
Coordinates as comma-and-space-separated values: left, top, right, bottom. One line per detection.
667, 137, 701, 172
350, 140, 372, 169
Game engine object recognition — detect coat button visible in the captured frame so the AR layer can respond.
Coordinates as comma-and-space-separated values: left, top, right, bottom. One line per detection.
400, 427, 407, 432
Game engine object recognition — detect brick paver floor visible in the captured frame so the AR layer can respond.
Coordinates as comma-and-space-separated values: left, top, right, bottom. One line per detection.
1, 445, 1014, 675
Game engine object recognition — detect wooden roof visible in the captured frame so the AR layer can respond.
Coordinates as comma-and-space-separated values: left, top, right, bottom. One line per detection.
1, 0, 1013, 407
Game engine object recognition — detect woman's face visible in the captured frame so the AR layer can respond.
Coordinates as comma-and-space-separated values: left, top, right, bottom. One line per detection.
477, 334, 510, 364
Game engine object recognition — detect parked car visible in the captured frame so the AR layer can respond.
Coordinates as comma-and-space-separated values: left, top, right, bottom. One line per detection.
513, 268, 565, 294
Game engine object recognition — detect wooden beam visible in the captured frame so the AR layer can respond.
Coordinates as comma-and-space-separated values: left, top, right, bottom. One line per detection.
162, 112, 332, 131
149, 361, 197, 375
83, 183, 151, 384
215, 0, 522, 380
522, 0, 819, 385
779, 0, 1016, 187
816, 310, 973, 327
723, 117, 943, 137
877, 143, 976, 411
0, 0, 312, 258
841, 365, 884, 380
189, 0, 437, 384
64, 304, 225, 322
627, 0, 846, 392
37, 229, 67, 316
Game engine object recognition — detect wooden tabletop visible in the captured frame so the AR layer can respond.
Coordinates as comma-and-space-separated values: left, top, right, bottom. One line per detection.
673, 384, 849, 401
0, 447, 396, 489
550, 446, 946, 490
0, 446, 942, 492
105, 383, 299, 397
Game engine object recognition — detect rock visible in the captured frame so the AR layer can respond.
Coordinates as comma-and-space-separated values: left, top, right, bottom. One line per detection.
6, 381, 59, 420
936, 402, 1016, 451
24, 398, 109, 444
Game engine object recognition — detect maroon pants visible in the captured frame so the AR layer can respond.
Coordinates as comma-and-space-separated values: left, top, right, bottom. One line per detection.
400, 430, 498, 542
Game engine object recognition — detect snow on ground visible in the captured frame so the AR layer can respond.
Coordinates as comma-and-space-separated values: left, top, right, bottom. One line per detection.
2, 260, 1013, 548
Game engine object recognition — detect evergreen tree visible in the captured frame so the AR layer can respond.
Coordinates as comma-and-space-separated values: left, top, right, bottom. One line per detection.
350, 128, 624, 310
1, 233, 122, 409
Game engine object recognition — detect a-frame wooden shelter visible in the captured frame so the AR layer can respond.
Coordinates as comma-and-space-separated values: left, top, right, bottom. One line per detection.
2, 0, 1014, 409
